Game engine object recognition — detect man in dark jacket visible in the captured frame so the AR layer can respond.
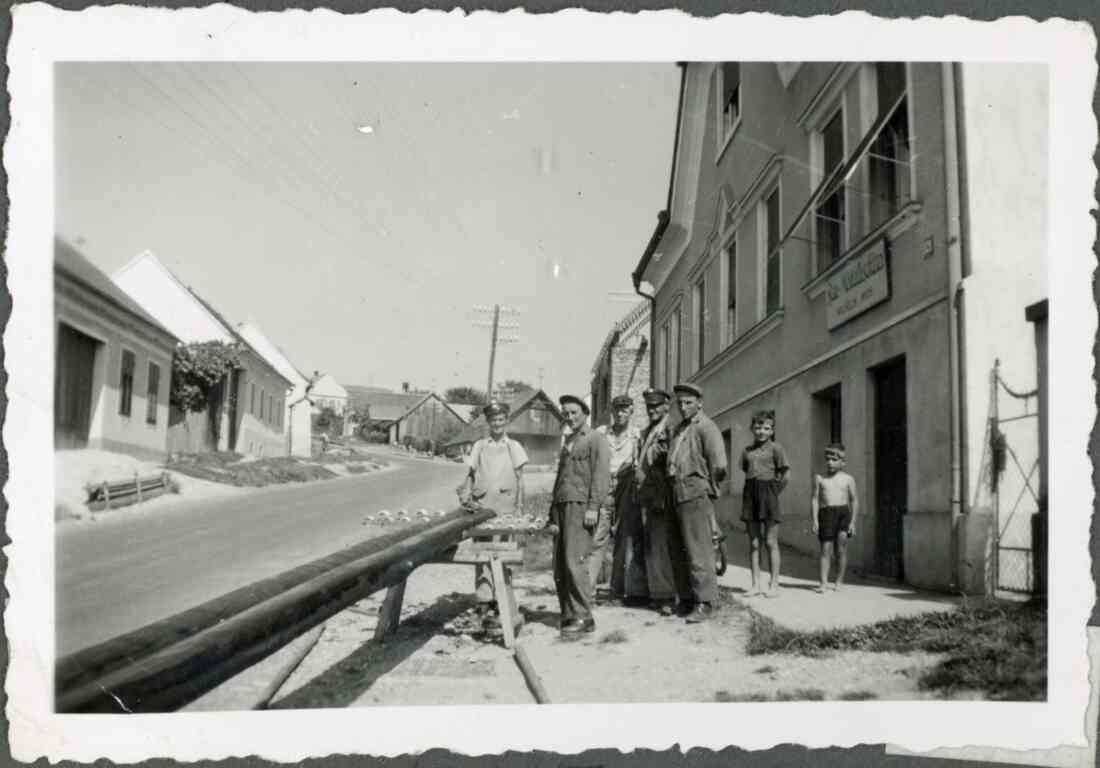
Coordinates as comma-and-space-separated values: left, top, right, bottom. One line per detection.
667, 382, 728, 623
551, 394, 611, 638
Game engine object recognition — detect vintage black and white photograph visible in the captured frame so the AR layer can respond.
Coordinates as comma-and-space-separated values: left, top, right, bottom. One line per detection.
5, 7, 1095, 764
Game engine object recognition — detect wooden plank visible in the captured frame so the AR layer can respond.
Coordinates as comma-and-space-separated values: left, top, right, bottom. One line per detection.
430, 550, 524, 565
513, 644, 550, 704
491, 557, 516, 650
372, 578, 408, 643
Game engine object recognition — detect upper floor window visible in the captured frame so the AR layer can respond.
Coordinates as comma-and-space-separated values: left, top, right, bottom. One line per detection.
119, 349, 135, 417
815, 108, 847, 269
146, 362, 160, 425
715, 62, 742, 156
250, 382, 256, 415
724, 241, 737, 346
759, 186, 782, 318
693, 277, 707, 371
657, 321, 669, 390
868, 62, 912, 228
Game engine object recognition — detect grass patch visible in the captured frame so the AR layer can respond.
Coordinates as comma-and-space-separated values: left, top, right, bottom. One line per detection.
166, 452, 337, 487
715, 690, 769, 702
838, 690, 878, 701
746, 600, 1046, 701
344, 463, 368, 474
775, 688, 825, 701
599, 629, 630, 645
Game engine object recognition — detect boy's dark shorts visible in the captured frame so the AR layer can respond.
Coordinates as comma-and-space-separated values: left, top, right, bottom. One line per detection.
818, 505, 853, 542
741, 478, 782, 524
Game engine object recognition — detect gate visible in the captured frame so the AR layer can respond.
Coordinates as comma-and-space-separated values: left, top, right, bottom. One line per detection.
977, 359, 1040, 594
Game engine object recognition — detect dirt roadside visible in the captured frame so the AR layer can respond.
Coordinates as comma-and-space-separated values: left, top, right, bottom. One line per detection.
188, 532, 946, 710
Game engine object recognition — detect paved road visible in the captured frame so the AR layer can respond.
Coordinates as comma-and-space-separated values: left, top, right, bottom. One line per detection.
56, 454, 468, 656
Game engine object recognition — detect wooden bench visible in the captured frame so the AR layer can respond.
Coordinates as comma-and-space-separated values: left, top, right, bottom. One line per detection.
373, 527, 526, 649
85, 471, 173, 512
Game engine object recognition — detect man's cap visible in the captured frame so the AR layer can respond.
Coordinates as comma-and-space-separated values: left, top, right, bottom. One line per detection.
559, 394, 590, 415
672, 382, 703, 398
824, 444, 846, 459
483, 401, 510, 418
642, 388, 670, 405
611, 394, 635, 409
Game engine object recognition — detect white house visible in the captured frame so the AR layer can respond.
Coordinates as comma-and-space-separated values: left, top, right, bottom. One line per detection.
236, 319, 314, 458
113, 251, 293, 457
309, 373, 348, 415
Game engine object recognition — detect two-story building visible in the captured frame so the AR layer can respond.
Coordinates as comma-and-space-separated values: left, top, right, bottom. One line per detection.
309, 373, 348, 416
113, 251, 294, 457
589, 300, 650, 431
635, 63, 1047, 594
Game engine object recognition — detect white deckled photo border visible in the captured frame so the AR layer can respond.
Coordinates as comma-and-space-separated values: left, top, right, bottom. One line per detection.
4, 6, 1096, 763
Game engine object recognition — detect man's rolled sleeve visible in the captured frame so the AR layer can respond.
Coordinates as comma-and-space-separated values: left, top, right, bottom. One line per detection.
702, 422, 727, 476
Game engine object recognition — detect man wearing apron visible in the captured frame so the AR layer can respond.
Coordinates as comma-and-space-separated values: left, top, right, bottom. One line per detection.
457, 401, 529, 630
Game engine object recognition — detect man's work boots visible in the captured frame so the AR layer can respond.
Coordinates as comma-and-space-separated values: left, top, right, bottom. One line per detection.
685, 602, 715, 623
560, 617, 595, 639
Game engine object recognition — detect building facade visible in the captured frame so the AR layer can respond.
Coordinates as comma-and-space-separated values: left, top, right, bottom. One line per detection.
237, 320, 314, 458
309, 373, 348, 415
589, 301, 651, 431
54, 239, 179, 459
637, 62, 1046, 593
113, 250, 294, 457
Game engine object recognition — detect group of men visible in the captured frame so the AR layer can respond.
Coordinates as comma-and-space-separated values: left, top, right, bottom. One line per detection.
550, 383, 727, 638
458, 382, 728, 639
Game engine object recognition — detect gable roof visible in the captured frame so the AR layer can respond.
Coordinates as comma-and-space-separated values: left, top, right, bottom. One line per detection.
236, 320, 310, 389
590, 300, 650, 375
112, 249, 291, 387
444, 388, 564, 447
54, 238, 178, 342
347, 387, 428, 422
447, 403, 479, 423
391, 392, 466, 425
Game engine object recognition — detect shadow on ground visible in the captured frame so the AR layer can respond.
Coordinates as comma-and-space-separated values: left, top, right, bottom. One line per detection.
272, 592, 476, 709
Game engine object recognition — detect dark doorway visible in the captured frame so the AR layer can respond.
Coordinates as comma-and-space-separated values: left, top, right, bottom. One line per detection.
54, 324, 99, 449
226, 369, 242, 452
872, 356, 908, 580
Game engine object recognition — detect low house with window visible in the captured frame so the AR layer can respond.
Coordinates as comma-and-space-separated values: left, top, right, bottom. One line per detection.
636, 62, 1046, 595
309, 373, 348, 416
113, 250, 293, 457
387, 392, 467, 447
589, 300, 650, 430
54, 238, 179, 459
444, 389, 565, 466
237, 320, 313, 457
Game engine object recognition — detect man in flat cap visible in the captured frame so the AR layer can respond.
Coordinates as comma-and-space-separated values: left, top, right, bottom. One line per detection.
635, 388, 690, 616
667, 382, 728, 622
592, 394, 646, 604
457, 401, 528, 631
550, 394, 611, 637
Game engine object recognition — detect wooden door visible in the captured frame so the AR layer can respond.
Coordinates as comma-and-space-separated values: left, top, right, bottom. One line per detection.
872, 356, 908, 581
54, 324, 98, 449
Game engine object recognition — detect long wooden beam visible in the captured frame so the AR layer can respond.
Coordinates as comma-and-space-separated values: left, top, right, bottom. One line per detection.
56, 508, 494, 713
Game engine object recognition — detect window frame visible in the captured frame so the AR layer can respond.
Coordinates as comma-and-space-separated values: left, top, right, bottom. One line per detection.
250, 382, 256, 416
865, 62, 916, 231
145, 361, 160, 425
721, 234, 738, 348
714, 62, 743, 160
118, 347, 136, 418
811, 102, 849, 274
756, 183, 783, 320
693, 276, 707, 372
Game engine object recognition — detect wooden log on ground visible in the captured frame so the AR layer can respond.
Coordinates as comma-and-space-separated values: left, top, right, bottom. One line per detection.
513, 644, 550, 704
57, 508, 493, 705
57, 509, 494, 713
372, 578, 408, 643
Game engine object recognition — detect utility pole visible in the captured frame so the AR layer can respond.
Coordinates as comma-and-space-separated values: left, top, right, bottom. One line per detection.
473, 304, 521, 402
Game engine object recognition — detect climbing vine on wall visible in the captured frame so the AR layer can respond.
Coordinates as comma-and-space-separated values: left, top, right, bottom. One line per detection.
170, 341, 241, 413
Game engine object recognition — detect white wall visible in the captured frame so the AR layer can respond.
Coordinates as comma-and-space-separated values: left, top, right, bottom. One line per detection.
960, 64, 1048, 559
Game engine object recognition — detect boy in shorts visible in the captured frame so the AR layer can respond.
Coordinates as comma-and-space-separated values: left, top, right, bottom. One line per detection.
739, 411, 790, 597
811, 444, 860, 592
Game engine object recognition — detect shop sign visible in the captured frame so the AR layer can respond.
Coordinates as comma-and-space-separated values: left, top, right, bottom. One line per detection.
826, 239, 890, 329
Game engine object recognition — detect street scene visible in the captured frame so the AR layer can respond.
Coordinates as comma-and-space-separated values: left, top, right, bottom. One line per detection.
53, 61, 1048, 712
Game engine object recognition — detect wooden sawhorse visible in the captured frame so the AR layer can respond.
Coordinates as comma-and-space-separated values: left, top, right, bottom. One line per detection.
373, 529, 525, 649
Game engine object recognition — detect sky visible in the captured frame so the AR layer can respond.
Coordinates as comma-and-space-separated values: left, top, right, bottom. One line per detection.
55, 63, 680, 398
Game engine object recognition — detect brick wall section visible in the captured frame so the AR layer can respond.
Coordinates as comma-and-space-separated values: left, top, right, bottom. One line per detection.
590, 305, 651, 432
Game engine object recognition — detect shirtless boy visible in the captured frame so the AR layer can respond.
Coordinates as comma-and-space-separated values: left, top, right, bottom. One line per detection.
810, 444, 859, 593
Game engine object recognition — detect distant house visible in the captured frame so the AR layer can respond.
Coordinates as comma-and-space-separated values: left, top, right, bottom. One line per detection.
388, 393, 467, 446
444, 389, 565, 466
348, 388, 423, 436
309, 373, 348, 416
54, 238, 179, 459
237, 320, 313, 457
113, 250, 294, 457
589, 300, 650, 430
